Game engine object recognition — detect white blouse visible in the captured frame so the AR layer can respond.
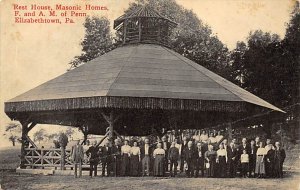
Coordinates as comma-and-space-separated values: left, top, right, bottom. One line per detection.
121, 145, 131, 155
215, 135, 224, 143
217, 149, 227, 156
130, 146, 141, 156
256, 147, 267, 155
241, 154, 249, 163
153, 148, 165, 158
209, 137, 217, 143
217, 149, 228, 162
200, 134, 208, 142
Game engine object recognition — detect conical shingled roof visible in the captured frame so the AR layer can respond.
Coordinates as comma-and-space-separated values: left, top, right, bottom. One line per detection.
5, 44, 283, 113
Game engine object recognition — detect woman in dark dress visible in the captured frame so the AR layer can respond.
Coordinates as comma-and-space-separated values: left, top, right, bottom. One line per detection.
130, 141, 141, 176
205, 145, 217, 177
216, 143, 227, 177
121, 140, 131, 176
153, 142, 165, 177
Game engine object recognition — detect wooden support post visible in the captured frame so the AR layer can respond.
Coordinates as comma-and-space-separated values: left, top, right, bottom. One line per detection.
60, 146, 65, 170
100, 111, 121, 146
19, 120, 30, 169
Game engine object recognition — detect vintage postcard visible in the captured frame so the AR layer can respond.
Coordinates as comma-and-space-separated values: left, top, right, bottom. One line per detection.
0, 0, 299, 189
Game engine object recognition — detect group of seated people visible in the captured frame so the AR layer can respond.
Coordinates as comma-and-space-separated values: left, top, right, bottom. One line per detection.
71, 130, 286, 179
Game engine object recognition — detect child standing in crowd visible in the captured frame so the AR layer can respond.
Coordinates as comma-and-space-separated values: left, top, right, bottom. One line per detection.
241, 149, 249, 177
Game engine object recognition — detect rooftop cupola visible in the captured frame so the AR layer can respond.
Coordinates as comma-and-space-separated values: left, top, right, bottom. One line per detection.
113, 6, 178, 47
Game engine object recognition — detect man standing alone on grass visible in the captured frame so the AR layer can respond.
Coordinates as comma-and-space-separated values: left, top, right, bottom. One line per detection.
71, 139, 84, 178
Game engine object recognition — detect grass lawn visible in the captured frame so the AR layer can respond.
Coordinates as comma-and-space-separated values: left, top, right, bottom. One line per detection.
0, 146, 299, 190
0, 146, 20, 170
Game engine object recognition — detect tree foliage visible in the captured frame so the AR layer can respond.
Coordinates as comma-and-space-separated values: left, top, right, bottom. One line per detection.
69, 16, 114, 69
65, 127, 75, 139
58, 132, 69, 148
231, 2, 299, 109
33, 129, 45, 144
4, 122, 21, 146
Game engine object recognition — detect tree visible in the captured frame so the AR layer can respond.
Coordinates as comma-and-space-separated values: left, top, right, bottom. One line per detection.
58, 132, 69, 170
33, 129, 45, 144
4, 122, 21, 146
282, 1, 300, 108
65, 127, 75, 140
69, 16, 114, 69
230, 1, 300, 137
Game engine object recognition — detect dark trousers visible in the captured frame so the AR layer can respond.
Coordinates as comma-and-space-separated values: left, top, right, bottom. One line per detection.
228, 160, 237, 177
102, 161, 111, 176
265, 160, 274, 177
195, 158, 204, 177
113, 156, 121, 176
89, 162, 98, 176
164, 156, 169, 172
180, 157, 185, 172
249, 156, 256, 176
186, 160, 195, 177
241, 163, 249, 177
169, 159, 178, 176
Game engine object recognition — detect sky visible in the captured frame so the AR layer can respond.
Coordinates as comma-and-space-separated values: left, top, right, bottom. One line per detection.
0, 0, 296, 147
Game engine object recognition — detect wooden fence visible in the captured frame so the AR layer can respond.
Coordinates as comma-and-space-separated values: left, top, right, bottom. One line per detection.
23, 148, 90, 169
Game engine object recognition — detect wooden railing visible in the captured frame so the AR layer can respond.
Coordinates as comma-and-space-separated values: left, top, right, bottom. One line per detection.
23, 148, 90, 169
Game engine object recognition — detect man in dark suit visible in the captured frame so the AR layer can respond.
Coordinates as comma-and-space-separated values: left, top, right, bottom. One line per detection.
184, 141, 197, 177
140, 138, 152, 176
100, 141, 112, 177
195, 142, 205, 177
227, 142, 238, 177
239, 138, 250, 154
86, 140, 99, 177
274, 142, 286, 178
161, 135, 171, 172
248, 140, 257, 177
180, 136, 188, 172
238, 138, 250, 176
111, 139, 122, 176
168, 142, 179, 177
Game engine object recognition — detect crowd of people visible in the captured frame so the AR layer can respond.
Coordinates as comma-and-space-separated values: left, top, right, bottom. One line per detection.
70, 130, 286, 179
